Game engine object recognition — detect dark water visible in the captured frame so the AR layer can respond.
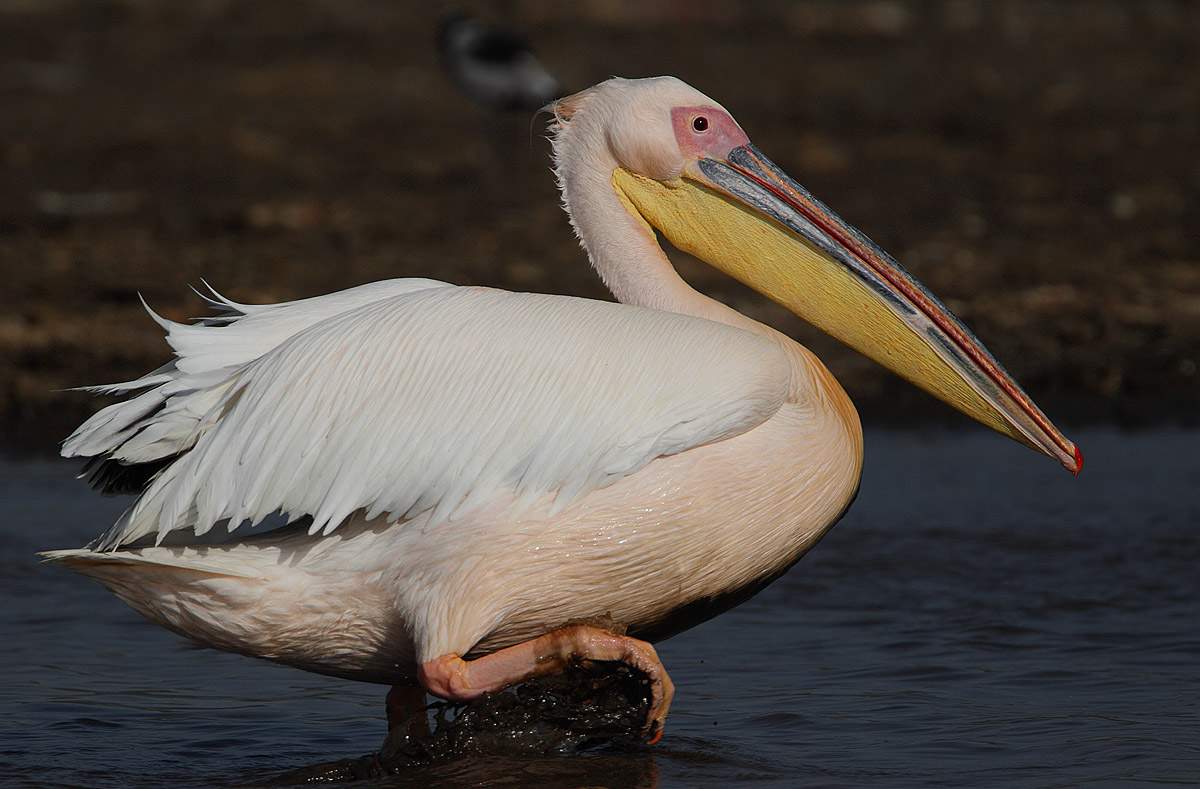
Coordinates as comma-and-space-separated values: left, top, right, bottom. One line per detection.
2, 429, 1197, 787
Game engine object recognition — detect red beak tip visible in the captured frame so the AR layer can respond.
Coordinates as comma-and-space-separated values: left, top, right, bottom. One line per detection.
1071, 445, 1084, 476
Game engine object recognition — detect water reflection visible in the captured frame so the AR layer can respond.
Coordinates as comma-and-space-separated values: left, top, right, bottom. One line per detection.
266, 751, 660, 788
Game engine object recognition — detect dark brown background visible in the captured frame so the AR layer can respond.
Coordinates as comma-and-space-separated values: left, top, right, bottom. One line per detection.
2, 0, 1197, 450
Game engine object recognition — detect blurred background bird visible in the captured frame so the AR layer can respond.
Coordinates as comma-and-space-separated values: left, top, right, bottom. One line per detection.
437, 12, 562, 112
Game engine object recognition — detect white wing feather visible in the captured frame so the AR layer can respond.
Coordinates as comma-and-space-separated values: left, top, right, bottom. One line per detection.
65, 283, 790, 549
63, 278, 450, 460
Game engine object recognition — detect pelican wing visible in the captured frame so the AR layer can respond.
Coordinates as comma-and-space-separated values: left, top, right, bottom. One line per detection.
65, 283, 790, 549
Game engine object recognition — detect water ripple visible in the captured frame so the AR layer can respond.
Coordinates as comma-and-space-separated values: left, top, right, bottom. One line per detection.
2, 430, 1198, 787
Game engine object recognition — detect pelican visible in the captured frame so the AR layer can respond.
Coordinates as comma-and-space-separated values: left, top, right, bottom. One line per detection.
44, 77, 1080, 744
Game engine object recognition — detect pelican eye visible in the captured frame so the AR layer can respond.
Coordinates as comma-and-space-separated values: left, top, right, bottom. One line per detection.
692, 116, 709, 133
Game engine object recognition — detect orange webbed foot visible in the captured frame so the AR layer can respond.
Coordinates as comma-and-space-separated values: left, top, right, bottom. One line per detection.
419, 624, 674, 743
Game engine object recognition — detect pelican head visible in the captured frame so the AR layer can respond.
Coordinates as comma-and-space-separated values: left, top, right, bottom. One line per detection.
549, 76, 1080, 474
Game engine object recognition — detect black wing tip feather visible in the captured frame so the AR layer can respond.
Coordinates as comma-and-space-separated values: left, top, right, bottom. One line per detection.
80, 454, 178, 495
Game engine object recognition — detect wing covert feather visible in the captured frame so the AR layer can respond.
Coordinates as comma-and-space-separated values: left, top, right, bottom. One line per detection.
90, 286, 790, 548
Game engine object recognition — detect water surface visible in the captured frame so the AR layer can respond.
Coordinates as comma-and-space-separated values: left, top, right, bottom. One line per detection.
2, 429, 1197, 787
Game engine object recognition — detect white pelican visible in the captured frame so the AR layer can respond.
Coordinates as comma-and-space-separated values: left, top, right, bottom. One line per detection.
44, 76, 1080, 744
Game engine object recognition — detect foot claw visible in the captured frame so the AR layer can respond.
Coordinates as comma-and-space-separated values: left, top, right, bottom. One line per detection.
636, 652, 674, 745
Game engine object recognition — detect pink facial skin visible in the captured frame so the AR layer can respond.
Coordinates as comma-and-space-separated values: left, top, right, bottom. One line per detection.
671, 105, 750, 161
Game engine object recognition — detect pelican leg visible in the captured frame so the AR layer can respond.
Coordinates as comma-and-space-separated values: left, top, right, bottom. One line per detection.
385, 682, 429, 739
419, 624, 675, 743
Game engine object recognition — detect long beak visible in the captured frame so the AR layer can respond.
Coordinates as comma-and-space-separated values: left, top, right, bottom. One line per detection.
611, 144, 1081, 474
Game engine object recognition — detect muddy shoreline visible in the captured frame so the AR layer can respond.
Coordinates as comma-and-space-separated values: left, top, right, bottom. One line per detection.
2, 1, 1197, 452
